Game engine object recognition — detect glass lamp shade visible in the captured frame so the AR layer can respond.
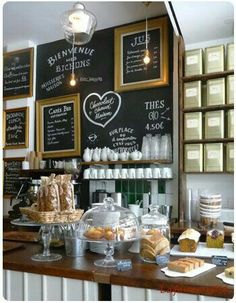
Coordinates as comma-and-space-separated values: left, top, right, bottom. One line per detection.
61, 2, 97, 45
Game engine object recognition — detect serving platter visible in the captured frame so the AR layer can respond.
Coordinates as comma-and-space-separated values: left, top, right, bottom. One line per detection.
161, 263, 216, 277
3, 231, 39, 243
216, 272, 234, 285
170, 242, 234, 259
3, 241, 24, 252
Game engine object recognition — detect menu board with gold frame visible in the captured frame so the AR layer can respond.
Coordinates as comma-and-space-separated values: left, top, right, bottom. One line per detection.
3, 107, 29, 149
36, 94, 81, 158
114, 16, 169, 92
3, 47, 34, 100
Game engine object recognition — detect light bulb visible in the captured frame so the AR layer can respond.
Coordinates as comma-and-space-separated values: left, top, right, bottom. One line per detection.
143, 49, 150, 65
70, 73, 76, 86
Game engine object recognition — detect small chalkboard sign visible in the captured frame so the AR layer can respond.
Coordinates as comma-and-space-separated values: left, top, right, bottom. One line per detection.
3, 158, 24, 198
3, 107, 29, 149
36, 94, 81, 158
3, 48, 34, 100
115, 17, 169, 92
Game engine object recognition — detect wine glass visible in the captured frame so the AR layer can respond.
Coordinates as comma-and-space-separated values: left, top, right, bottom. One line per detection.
31, 224, 62, 262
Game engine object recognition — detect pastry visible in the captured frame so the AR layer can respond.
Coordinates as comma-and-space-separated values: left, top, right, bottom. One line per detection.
206, 229, 224, 248
225, 266, 234, 278
104, 230, 116, 241
84, 227, 104, 240
168, 258, 204, 273
140, 248, 156, 261
178, 228, 201, 252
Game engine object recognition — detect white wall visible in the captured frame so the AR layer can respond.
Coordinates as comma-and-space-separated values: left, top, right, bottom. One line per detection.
3, 40, 37, 216
185, 36, 234, 215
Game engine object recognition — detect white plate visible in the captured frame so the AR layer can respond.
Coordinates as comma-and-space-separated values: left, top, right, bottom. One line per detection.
170, 242, 234, 259
216, 272, 234, 285
161, 263, 216, 277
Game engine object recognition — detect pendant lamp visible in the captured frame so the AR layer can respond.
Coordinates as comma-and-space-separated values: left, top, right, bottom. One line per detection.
61, 2, 97, 45
143, 2, 151, 65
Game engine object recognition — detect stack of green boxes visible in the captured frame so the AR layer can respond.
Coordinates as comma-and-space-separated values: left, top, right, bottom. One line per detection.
184, 43, 234, 173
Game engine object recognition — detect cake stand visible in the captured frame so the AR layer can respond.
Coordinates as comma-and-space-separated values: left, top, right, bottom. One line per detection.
31, 224, 62, 262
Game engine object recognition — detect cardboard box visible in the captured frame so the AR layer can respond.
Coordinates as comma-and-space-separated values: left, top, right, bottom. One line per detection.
205, 45, 224, 73
184, 144, 203, 172
205, 110, 224, 139
206, 78, 225, 106
204, 143, 223, 172
184, 81, 201, 108
185, 49, 203, 76
184, 112, 202, 140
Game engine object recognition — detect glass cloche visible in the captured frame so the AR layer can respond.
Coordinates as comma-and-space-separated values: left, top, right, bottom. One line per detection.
79, 197, 140, 267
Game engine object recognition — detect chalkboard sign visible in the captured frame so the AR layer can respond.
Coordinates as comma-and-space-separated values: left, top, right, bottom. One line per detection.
36, 94, 81, 158
3, 158, 24, 198
3, 107, 29, 149
82, 87, 173, 153
36, 28, 114, 100
3, 48, 34, 100
115, 17, 169, 92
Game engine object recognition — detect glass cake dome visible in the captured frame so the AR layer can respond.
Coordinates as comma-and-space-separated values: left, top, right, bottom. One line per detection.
79, 197, 140, 267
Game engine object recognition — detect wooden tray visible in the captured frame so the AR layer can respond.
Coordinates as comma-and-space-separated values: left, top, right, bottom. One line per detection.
3, 241, 24, 252
3, 231, 39, 242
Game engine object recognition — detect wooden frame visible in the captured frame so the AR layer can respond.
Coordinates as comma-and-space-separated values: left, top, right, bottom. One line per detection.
36, 94, 81, 158
3, 107, 29, 149
3, 157, 24, 198
114, 16, 169, 92
3, 47, 34, 100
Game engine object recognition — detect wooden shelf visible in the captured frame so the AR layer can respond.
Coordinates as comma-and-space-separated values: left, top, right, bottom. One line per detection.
183, 104, 234, 113
20, 169, 65, 177
81, 159, 172, 166
81, 178, 173, 181
182, 70, 234, 82
183, 138, 234, 144
184, 171, 233, 174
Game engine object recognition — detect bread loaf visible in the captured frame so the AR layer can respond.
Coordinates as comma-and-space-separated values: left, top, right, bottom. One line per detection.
178, 229, 201, 252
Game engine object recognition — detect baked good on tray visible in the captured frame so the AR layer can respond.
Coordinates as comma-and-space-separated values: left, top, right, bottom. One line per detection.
167, 257, 204, 273
206, 229, 224, 248
225, 266, 234, 278
178, 228, 201, 252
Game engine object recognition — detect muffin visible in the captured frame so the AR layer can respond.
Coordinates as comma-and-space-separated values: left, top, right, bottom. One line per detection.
178, 228, 201, 252
206, 229, 224, 248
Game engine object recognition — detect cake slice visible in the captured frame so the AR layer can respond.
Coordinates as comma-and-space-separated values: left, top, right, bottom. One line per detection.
178, 229, 201, 252
225, 266, 234, 279
168, 260, 192, 273
181, 257, 204, 268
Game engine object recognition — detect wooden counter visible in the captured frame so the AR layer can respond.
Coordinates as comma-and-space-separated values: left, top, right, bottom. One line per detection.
3, 242, 234, 299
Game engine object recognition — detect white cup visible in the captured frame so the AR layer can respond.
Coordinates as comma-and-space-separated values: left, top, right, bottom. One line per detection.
121, 168, 128, 179
39, 160, 46, 169
83, 168, 90, 179
144, 167, 152, 178
113, 168, 121, 179
128, 168, 136, 178
129, 204, 140, 217
22, 161, 30, 170
98, 168, 105, 179
161, 167, 173, 178
90, 168, 98, 179
105, 169, 113, 179
152, 167, 161, 178
136, 168, 144, 179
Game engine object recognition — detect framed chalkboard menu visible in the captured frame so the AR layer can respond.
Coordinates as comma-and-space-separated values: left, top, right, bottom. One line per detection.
3, 48, 34, 100
3, 107, 29, 149
3, 158, 24, 198
114, 17, 169, 92
36, 94, 81, 158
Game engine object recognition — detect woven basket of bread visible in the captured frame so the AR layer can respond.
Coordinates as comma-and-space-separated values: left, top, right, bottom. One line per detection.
20, 207, 84, 224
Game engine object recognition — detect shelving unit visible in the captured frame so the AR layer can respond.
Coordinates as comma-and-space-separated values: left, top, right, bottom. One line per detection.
81, 159, 172, 166
181, 69, 234, 174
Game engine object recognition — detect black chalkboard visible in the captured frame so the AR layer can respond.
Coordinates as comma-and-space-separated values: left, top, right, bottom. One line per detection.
122, 28, 161, 84
4, 107, 29, 149
82, 87, 173, 153
43, 102, 74, 152
3, 158, 23, 197
115, 17, 169, 92
3, 48, 34, 100
36, 28, 114, 100
36, 94, 81, 158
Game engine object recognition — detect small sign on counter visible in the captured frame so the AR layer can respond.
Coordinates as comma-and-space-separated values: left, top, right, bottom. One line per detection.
212, 255, 228, 266
117, 259, 132, 271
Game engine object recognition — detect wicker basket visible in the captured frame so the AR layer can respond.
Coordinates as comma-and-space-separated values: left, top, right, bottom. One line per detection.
20, 207, 84, 224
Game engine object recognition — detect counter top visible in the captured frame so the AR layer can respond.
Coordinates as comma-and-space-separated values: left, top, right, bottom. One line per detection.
3, 242, 234, 299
